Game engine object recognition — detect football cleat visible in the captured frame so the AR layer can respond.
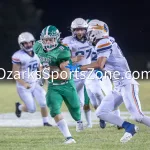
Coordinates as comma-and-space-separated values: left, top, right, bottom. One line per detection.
84, 124, 92, 128
15, 102, 22, 118
120, 125, 139, 143
43, 122, 53, 127
76, 121, 84, 132
117, 126, 123, 130
100, 119, 106, 129
64, 137, 76, 144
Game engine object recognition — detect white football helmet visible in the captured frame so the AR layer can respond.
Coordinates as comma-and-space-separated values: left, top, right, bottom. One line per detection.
71, 18, 88, 31
87, 20, 109, 43
71, 18, 88, 38
18, 32, 35, 51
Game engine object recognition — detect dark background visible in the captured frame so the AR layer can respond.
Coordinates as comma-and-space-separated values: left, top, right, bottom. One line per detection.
0, 0, 150, 76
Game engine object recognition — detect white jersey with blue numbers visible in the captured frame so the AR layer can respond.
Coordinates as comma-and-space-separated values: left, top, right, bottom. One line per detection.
62, 36, 93, 65
62, 36, 94, 80
91, 48, 97, 62
95, 36, 139, 85
12, 50, 40, 84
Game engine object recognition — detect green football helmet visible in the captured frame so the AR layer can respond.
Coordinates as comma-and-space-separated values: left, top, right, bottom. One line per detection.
40, 25, 60, 51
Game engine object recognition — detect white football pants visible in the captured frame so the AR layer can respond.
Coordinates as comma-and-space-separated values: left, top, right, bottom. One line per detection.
16, 82, 47, 113
96, 83, 150, 127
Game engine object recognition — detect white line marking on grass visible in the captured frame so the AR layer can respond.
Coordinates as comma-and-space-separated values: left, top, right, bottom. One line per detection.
0, 111, 150, 127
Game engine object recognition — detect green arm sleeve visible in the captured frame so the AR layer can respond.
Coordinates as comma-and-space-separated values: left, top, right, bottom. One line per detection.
33, 41, 42, 54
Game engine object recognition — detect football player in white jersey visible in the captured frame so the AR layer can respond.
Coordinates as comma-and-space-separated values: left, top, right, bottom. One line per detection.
12, 32, 52, 127
62, 18, 105, 128
87, 21, 121, 129
66, 20, 150, 143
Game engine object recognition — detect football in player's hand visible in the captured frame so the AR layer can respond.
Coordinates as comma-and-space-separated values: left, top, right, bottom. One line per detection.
49, 66, 61, 75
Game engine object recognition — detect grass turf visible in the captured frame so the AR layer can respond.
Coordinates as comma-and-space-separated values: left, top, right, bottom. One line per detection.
0, 80, 150, 150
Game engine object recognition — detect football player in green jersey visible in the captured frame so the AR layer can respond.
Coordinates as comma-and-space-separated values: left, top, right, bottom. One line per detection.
33, 25, 83, 144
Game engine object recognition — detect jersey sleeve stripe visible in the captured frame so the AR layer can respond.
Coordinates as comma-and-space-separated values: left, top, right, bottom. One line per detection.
62, 43, 68, 47
97, 42, 111, 49
97, 45, 112, 53
12, 58, 20, 62
12, 60, 21, 64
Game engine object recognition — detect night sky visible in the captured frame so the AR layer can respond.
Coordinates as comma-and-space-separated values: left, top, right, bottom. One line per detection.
34, 0, 150, 54
0, 0, 150, 72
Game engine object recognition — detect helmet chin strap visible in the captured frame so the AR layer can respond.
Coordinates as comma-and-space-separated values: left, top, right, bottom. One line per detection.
24, 48, 33, 52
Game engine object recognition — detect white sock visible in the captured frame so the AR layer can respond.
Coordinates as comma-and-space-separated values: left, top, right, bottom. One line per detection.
84, 110, 92, 126
57, 119, 72, 138
113, 109, 120, 117
42, 117, 49, 123
18, 105, 23, 111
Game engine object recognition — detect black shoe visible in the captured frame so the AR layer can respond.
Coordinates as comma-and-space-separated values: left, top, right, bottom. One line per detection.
117, 126, 123, 130
43, 122, 52, 127
15, 102, 21, 118
100, 119, 106, 129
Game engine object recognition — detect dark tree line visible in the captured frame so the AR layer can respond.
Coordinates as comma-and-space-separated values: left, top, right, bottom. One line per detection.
0, 0, 42, 71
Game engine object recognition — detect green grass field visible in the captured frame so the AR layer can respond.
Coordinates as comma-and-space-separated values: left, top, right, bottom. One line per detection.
0, 80, 150, 150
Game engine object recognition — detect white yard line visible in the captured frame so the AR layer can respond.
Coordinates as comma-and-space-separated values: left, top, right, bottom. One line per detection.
0, 111, 150, 127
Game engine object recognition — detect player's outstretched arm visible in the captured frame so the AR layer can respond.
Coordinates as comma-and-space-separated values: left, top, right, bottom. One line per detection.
66, 57, 107, 72
71, 56, 84, 63
12, 63, 31, 89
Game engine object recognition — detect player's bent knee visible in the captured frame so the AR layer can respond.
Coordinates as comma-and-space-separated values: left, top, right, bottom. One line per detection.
39, 103, 47, 108
50, 109, 61, 118
70, 108, 81, 121
96, 108, 108, 119
28, 108, 36, 113
132, 114, 144, 123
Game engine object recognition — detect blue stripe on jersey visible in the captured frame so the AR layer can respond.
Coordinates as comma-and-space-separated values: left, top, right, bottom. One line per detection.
97, 45, 112, 53
12, 61, 21, 64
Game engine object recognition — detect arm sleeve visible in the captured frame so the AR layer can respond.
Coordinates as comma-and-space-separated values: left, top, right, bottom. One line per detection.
97, 50, 111, 59
96, 39, 112, 59
33, 41, 42, 54
12, 53, 21, 64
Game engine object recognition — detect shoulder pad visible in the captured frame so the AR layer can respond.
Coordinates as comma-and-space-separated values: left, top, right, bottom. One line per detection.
62, 36, 73, 46
12, 50, 23, 63
58, 44, 70, 51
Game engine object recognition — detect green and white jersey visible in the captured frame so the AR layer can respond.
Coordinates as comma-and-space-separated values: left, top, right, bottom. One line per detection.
33, 40, 72, 83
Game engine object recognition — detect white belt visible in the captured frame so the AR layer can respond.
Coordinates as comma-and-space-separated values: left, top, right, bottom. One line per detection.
48, 81, 68, 85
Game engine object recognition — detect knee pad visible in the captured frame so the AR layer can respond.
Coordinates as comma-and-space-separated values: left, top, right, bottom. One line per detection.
96, 107, 108, 118
28, 108, 36, 113
50, 109, 61, 118
39, 103, 47, 108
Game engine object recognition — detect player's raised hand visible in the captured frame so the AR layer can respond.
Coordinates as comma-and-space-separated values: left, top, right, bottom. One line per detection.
65, 64, 81, 72
59, 61, 69, 69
